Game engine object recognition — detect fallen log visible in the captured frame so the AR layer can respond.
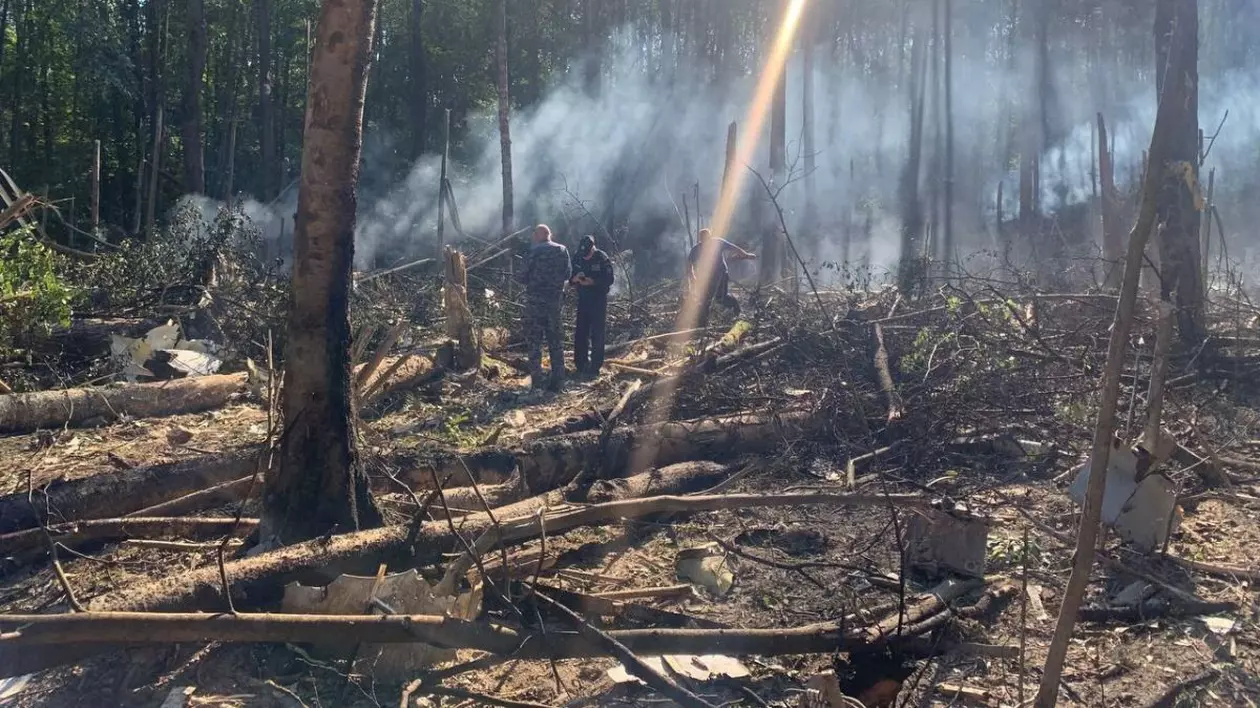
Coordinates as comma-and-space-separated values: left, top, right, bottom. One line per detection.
0, 610, 938, 659
359, 354, 436, 402
872, 324, 904, 423
531, 589, 716, 708
0, 373, 249, 435
0, 517, 258, 557
533, 338, 784, 438
125, 476, 257, 518
1077, 600, 1236, 624
17, 317, 166, 361
423, 408, 814, 494
0, 449, 260, 534
439, 461, 728, 519
0, 485, 930, 676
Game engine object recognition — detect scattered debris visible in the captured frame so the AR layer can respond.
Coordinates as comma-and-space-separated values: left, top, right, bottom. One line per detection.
1068, 440, 1180, 553
675, 542, 734, 597
281, 569, 483, 678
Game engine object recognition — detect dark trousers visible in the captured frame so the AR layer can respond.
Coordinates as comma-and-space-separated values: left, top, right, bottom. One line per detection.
697, 271, 740, 326
574, 292, 608, 374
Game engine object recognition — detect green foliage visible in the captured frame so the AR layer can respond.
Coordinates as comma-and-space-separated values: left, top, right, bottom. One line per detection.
986, 533, 1043, 571
75, 201, 289, 362
0, 226, 76, 350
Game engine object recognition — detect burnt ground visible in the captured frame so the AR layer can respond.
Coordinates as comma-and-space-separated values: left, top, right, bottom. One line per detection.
1, 282, 1259, 708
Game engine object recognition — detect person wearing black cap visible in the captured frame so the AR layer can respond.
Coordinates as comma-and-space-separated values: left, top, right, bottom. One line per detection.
569, 234, 614, 378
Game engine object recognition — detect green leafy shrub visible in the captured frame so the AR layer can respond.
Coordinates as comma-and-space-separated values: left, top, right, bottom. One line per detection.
0, 226, 76, 351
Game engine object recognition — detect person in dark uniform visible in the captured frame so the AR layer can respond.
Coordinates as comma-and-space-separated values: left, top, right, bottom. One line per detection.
687, 228, 756, 325
518, 224, 571, 391
569, 235, 614, 378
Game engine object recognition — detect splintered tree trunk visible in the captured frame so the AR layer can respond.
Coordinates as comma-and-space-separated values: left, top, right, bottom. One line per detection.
1097, 113, 1122, 288
495, 0, 513, 236
409, 0, 427, 157
182, 0, 207, 194
443, 247, 481, 371
1154, 0, 1205, 344
436, 108, 449, 253
265, 0, 383, 546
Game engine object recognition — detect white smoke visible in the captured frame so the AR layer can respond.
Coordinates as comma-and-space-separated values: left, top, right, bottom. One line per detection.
176, 8, 1260, 278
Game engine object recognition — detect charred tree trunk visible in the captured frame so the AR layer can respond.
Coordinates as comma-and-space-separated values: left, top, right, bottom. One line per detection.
182, 0, 207, 194
1154, 0, 1205, 345
495, 0, 514, 236
255, 0, 276, 200
409, 0, 428, 157
264, 0, 383, 546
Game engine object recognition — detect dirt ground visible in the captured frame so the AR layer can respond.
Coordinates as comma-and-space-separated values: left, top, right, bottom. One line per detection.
2, 294, 1259, 708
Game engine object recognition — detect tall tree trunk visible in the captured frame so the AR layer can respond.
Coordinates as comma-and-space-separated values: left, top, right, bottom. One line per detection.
582, 0, 600, 95
183, 0, 207, 195
1017, 0, 1035, 230
264, 0, 383, 546
0, 0, 9, 158
218, 2, 243, 201
1098, 113, 1122, 288
898, 25, 928, 295
409, 0, 428, 158
8, 0, 27, 164
495, 0, 514, 236
277, 52, 290, 192
256, 0, 276, 200
802, 14, 816, 251
759, 0, 789, 287
660, 0, 674, 82
1154, 0, 1204, 345
942, 0, 954, 270
1034, 22, 1185, 703
145, 106, 163, 234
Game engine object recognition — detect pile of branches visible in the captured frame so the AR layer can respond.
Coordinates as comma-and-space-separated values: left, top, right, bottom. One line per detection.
1, 262, 1258, 705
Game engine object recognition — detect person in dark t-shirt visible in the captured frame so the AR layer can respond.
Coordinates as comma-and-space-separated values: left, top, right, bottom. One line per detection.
687, 228, 756, 324
569, 234, 614, 377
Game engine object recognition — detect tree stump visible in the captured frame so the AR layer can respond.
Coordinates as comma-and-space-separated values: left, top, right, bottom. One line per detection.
443, 246, 481, 371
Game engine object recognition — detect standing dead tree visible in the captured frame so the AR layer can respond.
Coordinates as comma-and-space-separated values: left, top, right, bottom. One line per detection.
1098, 112, 1122, 288
495, 0, 514, 237
1034, 15, 1187, 703
1153, 0, 1205, 345
263, 0, 383, 547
